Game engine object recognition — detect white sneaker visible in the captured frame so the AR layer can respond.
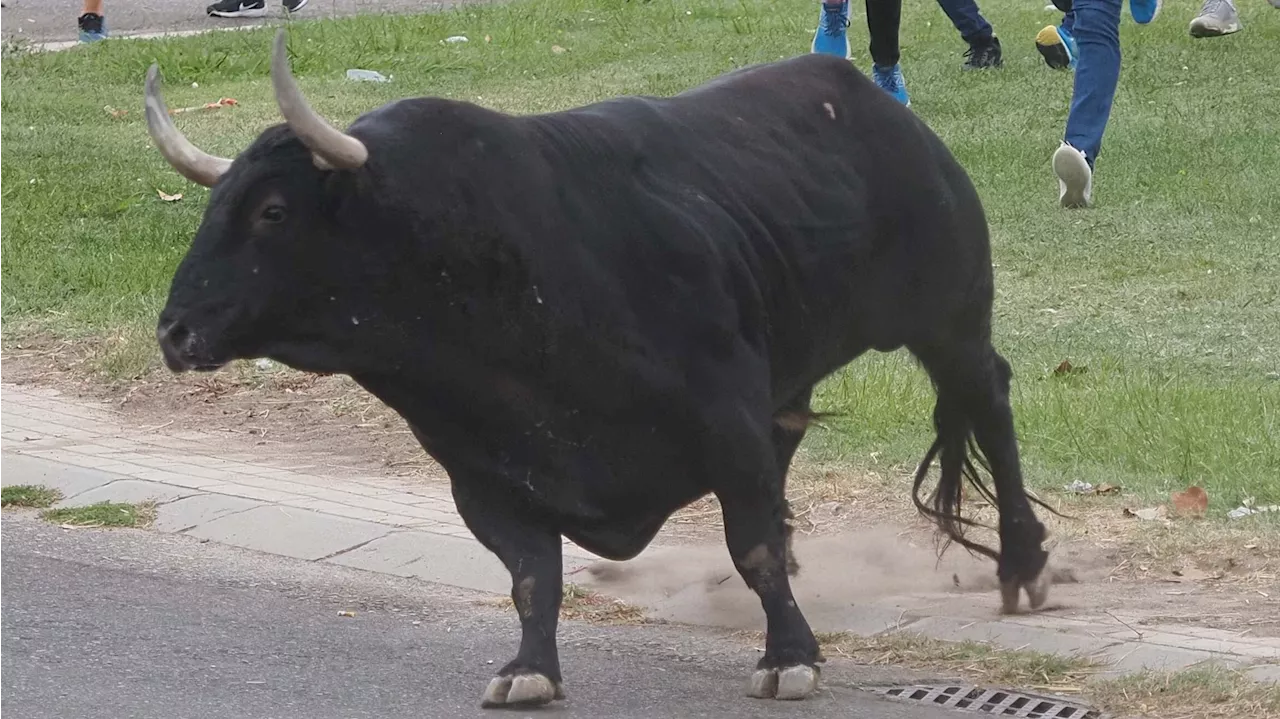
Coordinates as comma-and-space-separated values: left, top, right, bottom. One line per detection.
1189, 0, 1241, 37
1053, 142, 1092, 209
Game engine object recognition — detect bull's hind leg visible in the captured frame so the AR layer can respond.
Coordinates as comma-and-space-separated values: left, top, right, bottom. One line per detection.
914, 340, 1051, 614
452, 480, 566, 709
712, 413, 822, 701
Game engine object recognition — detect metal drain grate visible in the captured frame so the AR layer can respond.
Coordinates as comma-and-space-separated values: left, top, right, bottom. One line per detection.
867, 684, 1103, 719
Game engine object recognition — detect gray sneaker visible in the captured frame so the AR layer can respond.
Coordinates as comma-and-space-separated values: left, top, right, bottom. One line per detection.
1189, 0, 1241, 37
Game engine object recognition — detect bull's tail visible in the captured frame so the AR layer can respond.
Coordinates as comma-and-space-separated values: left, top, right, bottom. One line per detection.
911, 421, 1001, 561
911, 422, 1063, 562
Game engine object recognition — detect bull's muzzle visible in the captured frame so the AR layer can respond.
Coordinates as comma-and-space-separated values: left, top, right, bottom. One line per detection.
156, 317, 224, 373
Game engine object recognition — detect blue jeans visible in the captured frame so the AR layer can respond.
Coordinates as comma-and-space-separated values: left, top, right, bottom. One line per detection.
935, 0, 993, 44
1062, 0, 1122, 167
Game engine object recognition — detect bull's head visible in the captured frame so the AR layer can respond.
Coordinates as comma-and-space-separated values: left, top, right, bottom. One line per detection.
148, 30, 391, 375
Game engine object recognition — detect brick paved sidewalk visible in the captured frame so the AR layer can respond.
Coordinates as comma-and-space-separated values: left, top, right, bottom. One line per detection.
1, 382, 596, 594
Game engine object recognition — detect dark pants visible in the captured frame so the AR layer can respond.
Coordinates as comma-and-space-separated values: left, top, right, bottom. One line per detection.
936, 0, 994, 45
864, 0, 902, 68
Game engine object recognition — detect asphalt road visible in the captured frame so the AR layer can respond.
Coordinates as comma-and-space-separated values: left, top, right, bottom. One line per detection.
1, 0, 465, 44
1, 514, 960, 719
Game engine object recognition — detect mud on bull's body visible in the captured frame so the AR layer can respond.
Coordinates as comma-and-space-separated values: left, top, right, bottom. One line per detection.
146, 29, 1054, 709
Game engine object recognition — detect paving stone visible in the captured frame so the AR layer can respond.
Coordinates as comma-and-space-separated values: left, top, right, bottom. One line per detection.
185, 505, 391, 561
1098, 641, 1244, 674
55, 479, 199, 508
1247, 664, 1280, 683
154, 493, 264, 532
903, 616, 1122, 659
129, 467, 229, 490
326, 530, 511, 594
1, 453, 118, 498
201, 482, 298, 503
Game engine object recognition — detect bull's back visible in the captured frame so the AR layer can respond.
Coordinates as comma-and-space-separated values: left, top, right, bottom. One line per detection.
566, 55, 993, 383
500, 54, 991, 405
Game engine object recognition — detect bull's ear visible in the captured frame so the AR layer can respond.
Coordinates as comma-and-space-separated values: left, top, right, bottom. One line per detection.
319, 170, 362, 220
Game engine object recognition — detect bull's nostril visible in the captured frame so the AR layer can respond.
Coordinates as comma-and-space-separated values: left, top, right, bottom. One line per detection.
168, 323, 193, 347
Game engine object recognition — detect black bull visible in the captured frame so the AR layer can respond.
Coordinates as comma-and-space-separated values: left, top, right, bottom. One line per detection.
147, 30, 1053, 708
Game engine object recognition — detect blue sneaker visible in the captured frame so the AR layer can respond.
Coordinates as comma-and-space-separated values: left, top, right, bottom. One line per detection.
1130, 0, 1162, 24
77, 12, 107, 42
872, 64, 910, 106
811, 1, 851, 60
1035, 24, 1076, 70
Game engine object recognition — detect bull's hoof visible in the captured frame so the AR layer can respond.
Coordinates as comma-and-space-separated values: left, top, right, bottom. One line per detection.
747, 664, 819, 700
481, 673, 563, 709
999, 572, 1052, 614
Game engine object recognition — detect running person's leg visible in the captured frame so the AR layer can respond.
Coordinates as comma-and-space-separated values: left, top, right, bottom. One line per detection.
812, 0, 853, 59
78, 0, 107, 42
1189, 0, 1241, 37
866, 0, 910, 105
934, 0, 1003, 69
207, 0, 307, 19
1051, 0, 1159, 207
810, 0, 909, 106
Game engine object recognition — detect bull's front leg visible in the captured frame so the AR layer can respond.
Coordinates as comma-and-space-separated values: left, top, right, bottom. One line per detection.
452, 478, 566, 709
711, 412, 823, 701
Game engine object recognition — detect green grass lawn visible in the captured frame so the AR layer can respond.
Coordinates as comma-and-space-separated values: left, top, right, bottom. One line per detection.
2, 0, 1277, 513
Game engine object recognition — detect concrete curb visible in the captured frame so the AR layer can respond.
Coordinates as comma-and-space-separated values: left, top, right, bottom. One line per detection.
3, 382, 1277, 683
28, 25, 264, 54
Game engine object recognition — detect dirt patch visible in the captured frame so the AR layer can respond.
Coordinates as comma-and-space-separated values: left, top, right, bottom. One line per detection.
3, 335, 438, 481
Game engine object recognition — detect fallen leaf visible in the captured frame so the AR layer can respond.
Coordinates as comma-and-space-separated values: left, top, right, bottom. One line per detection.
1123, 505, 1168, 521
551, 45, 567, 54
1052, 359, 1088, 377
157, 189, 183, 202
104, 105, 128, 119
1171, 485, 1209, 518
337, 610, 356, 617
1095, 483, 1121, 495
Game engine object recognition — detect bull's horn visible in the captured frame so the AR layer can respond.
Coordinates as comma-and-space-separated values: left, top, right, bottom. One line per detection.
270, 29, 369, 170
144, 64, 233, 188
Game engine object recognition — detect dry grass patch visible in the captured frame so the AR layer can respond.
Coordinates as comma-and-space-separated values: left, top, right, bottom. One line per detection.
813, 631, 1100, 693
1089, 666, 1280, 719
489, 583, 650, 626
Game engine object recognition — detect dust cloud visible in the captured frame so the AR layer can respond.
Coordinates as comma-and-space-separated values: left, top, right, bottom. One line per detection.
577, 528, 1085, 631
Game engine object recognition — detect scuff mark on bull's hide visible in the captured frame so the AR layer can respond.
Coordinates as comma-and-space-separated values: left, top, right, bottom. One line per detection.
516, 577, 536, 619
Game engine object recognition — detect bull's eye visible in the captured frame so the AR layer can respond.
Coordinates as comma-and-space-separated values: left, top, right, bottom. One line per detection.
261, 205, 287, 223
